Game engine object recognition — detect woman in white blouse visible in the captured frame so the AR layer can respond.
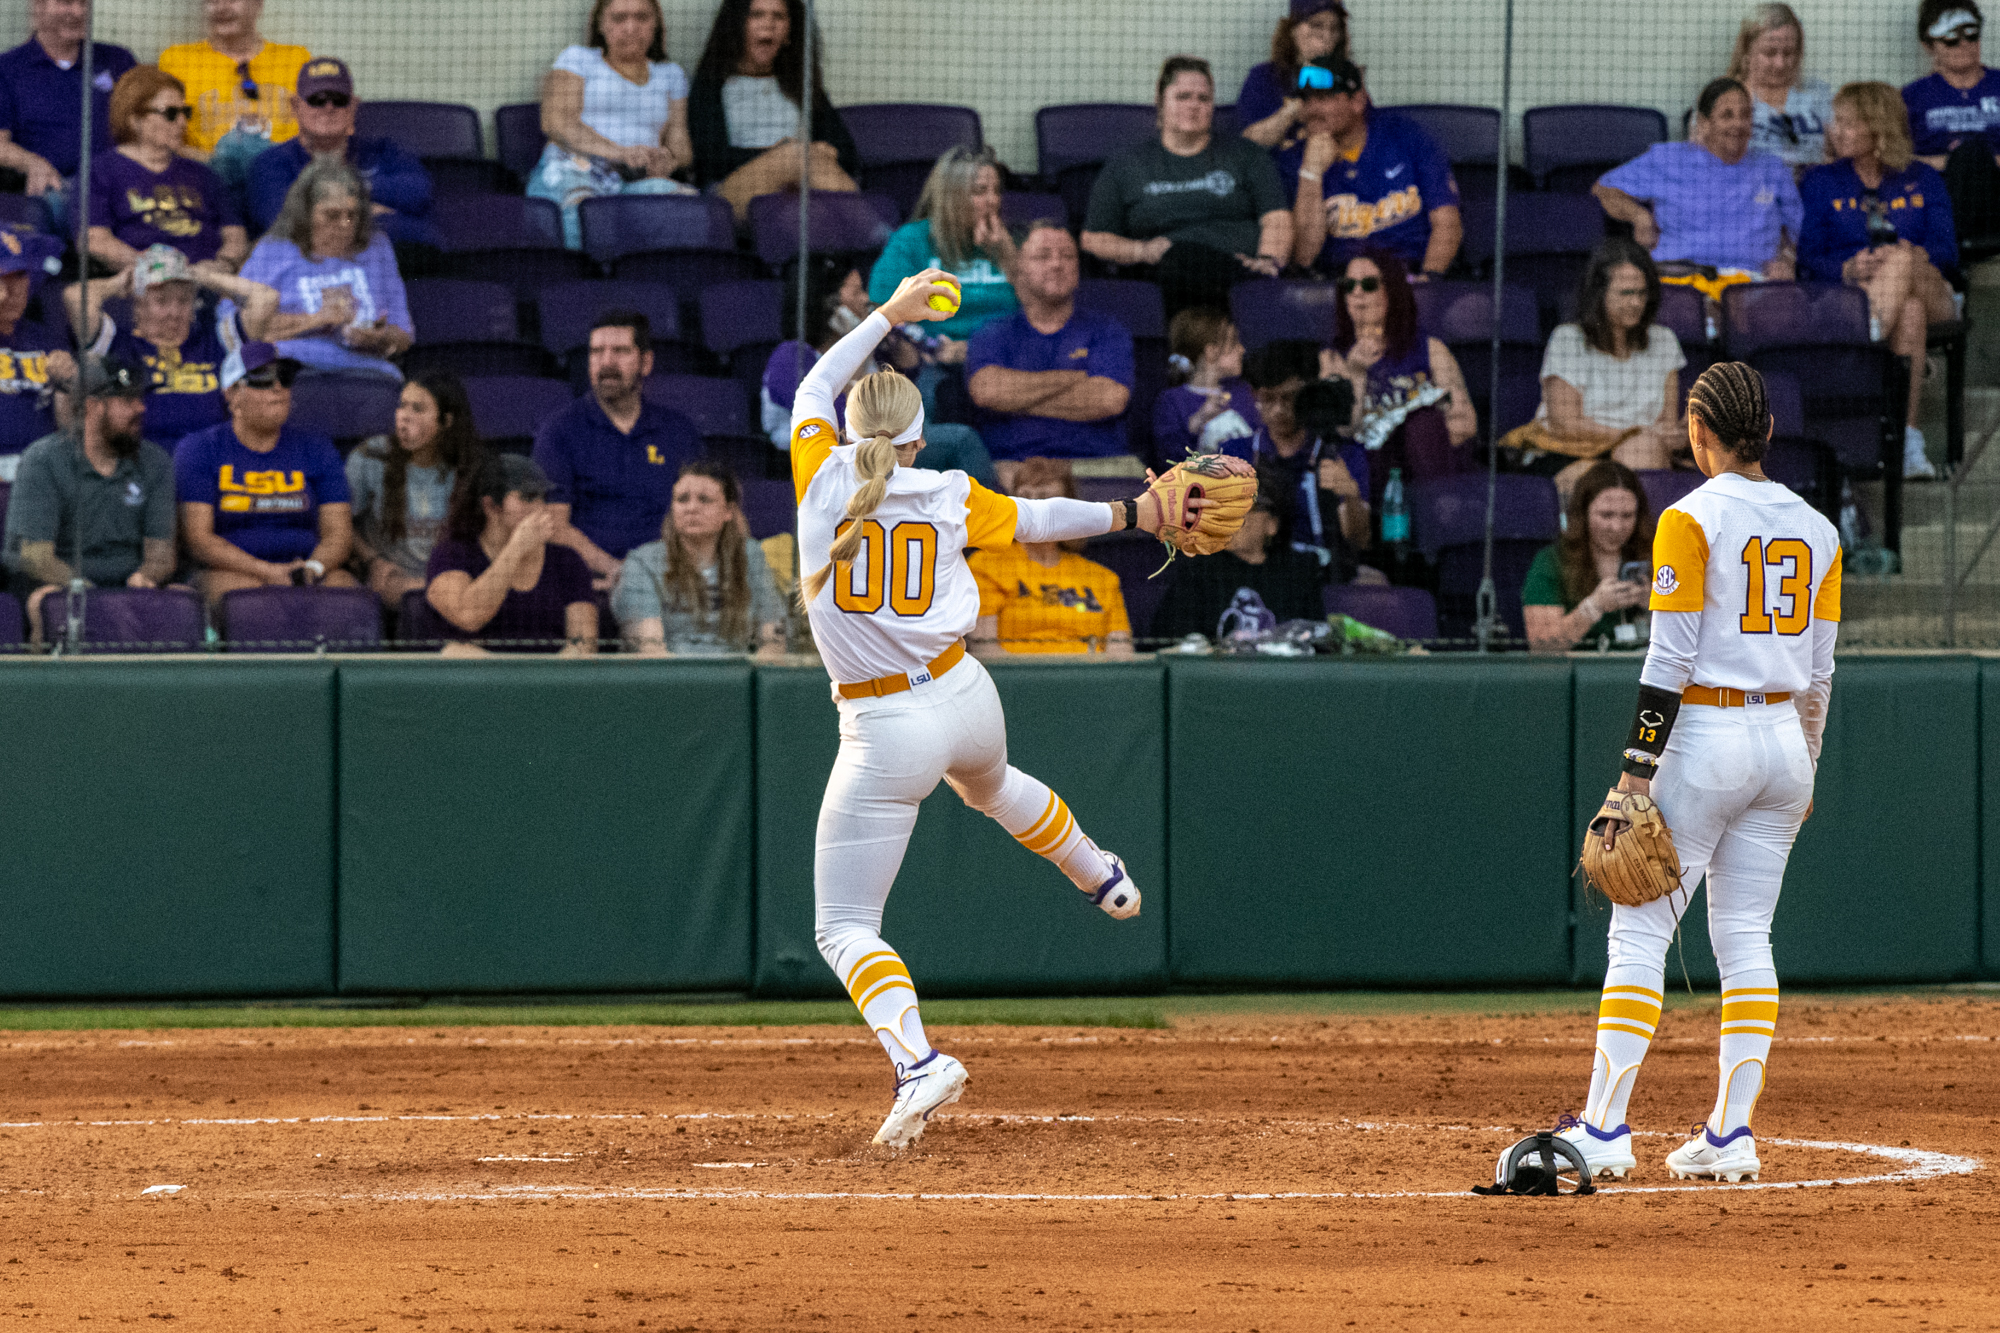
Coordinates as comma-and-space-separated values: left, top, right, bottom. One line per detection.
1506, 238, 1686, 500
527, 0, 696, 250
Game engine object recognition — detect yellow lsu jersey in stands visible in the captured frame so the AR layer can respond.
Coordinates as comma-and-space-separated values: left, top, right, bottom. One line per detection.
1648, 471, 1842, 695
791, 415, 1018, 685
159, 41, 312, 153
970, 544, 1130, 654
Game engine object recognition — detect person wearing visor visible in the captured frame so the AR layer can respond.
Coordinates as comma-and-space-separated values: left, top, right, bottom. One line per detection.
245, 57, 440, 251
0, 226, 65, 469
1237, 0, 1354, 150
174, 340, 357, 604
69, 243, 278, 454
425, 452, 599, 656
3, 354, 178, 645
1278, 56, 1462, 279
1904, 1, 2000, 168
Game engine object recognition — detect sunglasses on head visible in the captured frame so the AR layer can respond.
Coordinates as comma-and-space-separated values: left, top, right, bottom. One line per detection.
241, 364, 299, 390
1335, 275, 1381, 294
1297, 66, 1354, 94
305, 91, 352, 109
1939, 25, 1982, 46
234, 60, 259, 103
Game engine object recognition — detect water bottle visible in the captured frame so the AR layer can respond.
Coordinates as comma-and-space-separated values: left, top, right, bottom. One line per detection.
1381, 468, 1411, 554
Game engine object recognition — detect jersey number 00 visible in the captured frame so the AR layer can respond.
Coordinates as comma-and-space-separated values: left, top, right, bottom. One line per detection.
832, 520, 939, 617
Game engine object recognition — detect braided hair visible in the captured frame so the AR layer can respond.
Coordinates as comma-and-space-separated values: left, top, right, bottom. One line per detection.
1686, 361, 1770, 462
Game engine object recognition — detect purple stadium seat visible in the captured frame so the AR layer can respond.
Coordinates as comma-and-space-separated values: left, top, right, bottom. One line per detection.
643, 373, 750, 437
1463, 194, 1607, 328
1230, 278, 1341, 350
1082, 531, 1166, 643
1000, 191, 1068, 231
221, 586, 382, 652
0, 589, 22, 648
1654, 283, 1709, 347
1419, 281, 1543, 438
1386, 104, 1507, 198
398, 587, 447, 646
1034, 102, 1159, 229
1413, 280, 1540, 343
1411, 473, 1560, 643
1636, 468, 1703, 517
1764, 435, 1837, 516
608, 249, 771, 318
1522, 104, 1668, 193
494, 103, 546, 187
577, 193, 735, 265
1075, 476, 1134, 505
537, 279, 684, 357
1324, 583, 1439, 641
287, 372, 400, 442
405, 277, 519, 344
462, 374, 574, 449
401, 342, 554, 381
841, 102, 982, 214
699, 279, 784, 359
1721, 283, 1892, 472
737, 477, 797, 539
433, 194, 563, 251
1762, 369, 1803, 437
0, 192, 50, 232
37, 587, 204, 652
747, 190, 898, 267
1075, 278, 1166, 340
355, 100, 481, 159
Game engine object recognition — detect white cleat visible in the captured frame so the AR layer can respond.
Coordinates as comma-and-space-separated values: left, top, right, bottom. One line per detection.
872, 1051, 968, 1148
1553, 1113, 1636, 1179
1665, 1124, 1761, 1182
1090, 854, 1141, 920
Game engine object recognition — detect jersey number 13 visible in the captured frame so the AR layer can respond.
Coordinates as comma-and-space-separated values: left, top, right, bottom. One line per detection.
1739, 536, 1812, 635
833, 519, 939, 617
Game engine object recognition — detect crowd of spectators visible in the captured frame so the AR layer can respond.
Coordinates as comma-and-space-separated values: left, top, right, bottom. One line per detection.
0, 0, 1990, 654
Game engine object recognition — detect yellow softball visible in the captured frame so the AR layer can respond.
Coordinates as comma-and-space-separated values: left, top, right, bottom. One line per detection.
928, 278, 961, 315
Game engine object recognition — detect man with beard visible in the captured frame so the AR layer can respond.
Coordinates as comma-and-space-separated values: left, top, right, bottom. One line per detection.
532, 310, 702, 591
3, 354, 177, 642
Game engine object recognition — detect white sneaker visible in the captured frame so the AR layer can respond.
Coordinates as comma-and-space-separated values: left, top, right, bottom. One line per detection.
1665, 1124, 1760, 1182
1089, 854, 1141, 920
1904, 425, 1938, 480
1553, 1113, 1637, 1179
872, 1051, 967, 1148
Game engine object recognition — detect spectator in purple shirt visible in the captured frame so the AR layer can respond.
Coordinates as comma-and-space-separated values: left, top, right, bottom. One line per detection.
89, 66, 247, 274
1237, 0, 1352, 150
1153, 306, 1261, 463
245, 57, 441, 253
967, 222, 1135, 491
533, 309, 702, 588
426, 452, 599, 656
0, 226, 65, 467
1903, 1, 2000, 250
0, 0, 136, 225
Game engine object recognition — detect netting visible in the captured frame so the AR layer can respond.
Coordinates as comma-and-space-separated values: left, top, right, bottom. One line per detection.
0, 0, 1993, 656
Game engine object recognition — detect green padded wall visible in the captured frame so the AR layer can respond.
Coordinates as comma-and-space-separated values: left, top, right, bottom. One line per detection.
754, 662, 1168, 998
1572, 656, 1981, 987
1983, 659, 2000, 980
0, 661, 336, 998
337, 661, 754, 993
1167, 657, 1574, 986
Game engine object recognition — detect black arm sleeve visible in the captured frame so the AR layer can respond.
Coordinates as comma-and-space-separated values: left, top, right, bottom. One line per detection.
1622, 682, 1683, 778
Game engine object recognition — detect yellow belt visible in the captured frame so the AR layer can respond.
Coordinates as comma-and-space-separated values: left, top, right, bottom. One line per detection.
1684, 684, 1791, 707
837, 640, 967, 700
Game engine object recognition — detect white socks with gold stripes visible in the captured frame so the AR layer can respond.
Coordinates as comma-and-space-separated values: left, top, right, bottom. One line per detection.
969, 767, 1115, 897
1584, 969, 1665, 1131
1710, 971, 1779, 1137
834, 942, 934, 1067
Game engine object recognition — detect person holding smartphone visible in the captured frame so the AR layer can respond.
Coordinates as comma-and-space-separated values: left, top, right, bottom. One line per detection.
1522, 460, 1655, 653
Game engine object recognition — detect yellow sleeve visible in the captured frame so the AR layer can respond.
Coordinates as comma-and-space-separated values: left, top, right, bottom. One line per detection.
964, 479, 1020, 550
1812, 544, 1843, 623
789, 417, 837, 504
1648, 508, 1709, 612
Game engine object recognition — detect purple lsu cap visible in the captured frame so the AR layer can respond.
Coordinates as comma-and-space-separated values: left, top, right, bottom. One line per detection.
219, 341, 302, 390
1290, 0, 1348, 20
0, 226, 62, 277
296, 57, 354, 99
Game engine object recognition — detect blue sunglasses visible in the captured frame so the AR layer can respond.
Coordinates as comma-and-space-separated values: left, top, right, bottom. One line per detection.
1298, 66, 1356, 94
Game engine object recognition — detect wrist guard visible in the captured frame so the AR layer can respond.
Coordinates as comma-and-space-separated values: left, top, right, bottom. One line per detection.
1622, 683, 1681, 778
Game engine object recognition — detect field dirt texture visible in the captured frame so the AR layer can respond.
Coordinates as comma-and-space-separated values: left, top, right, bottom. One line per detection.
1, 997, 1998, 1330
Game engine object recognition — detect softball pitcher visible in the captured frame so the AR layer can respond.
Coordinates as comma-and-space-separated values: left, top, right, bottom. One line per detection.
1560, 362, 1841, 1183
791, 269, 1189, 1148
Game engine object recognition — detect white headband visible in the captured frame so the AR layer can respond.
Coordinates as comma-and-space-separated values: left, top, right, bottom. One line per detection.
845, 402, 925, 447
1929, 9, 1980, 37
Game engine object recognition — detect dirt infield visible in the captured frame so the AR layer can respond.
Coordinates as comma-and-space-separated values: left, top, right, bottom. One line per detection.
3, 995, 1998, 1330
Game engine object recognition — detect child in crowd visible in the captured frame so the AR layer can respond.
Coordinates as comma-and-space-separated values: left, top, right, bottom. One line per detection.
1151, 308, 1261, 463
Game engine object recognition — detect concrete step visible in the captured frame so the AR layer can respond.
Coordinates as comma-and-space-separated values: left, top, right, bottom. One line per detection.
1891, 522, 2000, 583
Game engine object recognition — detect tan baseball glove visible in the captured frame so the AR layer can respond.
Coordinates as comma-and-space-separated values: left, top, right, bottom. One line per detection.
1144, 453, 1258, 557
1580, 788, 1683, 907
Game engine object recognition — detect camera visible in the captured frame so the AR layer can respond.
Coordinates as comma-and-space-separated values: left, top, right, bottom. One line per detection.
1295, 376, 1357, 442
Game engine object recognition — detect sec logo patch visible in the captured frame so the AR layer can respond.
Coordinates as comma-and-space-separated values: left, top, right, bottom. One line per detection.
798, 422, 822, 438
1653, 565, 1679, 596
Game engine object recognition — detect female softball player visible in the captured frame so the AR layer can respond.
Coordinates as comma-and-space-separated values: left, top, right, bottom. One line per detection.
1559, 361, 1840, 1183
791, 268, 1175, 1148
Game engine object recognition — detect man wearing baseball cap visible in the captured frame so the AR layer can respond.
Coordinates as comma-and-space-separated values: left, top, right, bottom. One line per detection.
0, 225, 66, 473
173, 339, 358, 603
245, 56, 439, 249
3, 353, 178, 642
1278, 54, 1462, 279
1237, 1, 1352, 149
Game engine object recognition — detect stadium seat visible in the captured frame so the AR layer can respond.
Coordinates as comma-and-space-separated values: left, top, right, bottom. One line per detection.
1229, 278, 1341, 350
1522, 104, 1668, 193
643, 373, 750, 438
36, 587, 204, 653
1763, 368, 1804, 438
1410, 472, 1560, 643
536, 279, 686, 366
461, 374, 575, 452
1075, 278, 1165, 339
1385, 104, 1520, 199
494, 102, 546, 188
577, 193, 735, 266
401, 341, 555, 381
698, 279, 784, 391
1081, 530, 1168, 644
405, 278, 519, 344
1459, 194, 1607, 332
0, 589, 19, 649
1636, 468, 1703, 518
1721, 283, 1892, 473
737, 476, 798, 540
0, 192, 50, 232
356, 100, 481, 159
840, 102, 983, 215
1000, 191, 1068, 231
1324, 583, 1439, 641
433, 196, 592, 312
287, 372, 401, 443
397, 586, 448, 646
747, 190, 899, 267
220, 586, 383, 652
1417, 281, 1543, 442
1035, 103, 1157, 228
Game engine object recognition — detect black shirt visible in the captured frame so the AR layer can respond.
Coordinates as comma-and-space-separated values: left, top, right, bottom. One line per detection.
1085, 135, 1287, 254
1149, 545, 1327, 641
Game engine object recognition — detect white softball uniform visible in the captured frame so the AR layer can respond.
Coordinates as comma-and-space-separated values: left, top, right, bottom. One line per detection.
789, 311, 1124, 1070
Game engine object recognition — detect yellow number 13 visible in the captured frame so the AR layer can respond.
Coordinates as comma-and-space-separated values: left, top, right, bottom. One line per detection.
1739, 536, 1812, 636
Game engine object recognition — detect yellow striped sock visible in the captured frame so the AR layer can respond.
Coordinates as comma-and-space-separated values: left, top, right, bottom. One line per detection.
844, 949, 916, 1012
1596, 983, 1664, 1041
1719, 987, 1780, 1038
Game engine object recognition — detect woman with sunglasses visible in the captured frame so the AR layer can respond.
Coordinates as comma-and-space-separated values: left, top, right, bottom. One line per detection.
88, 67, 247, 274
1904, 1, 2000, 171
1727, 4, 1832, 174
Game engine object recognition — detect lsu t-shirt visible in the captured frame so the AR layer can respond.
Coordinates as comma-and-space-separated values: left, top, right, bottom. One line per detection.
970, 544, 1130, 654
173, 421, 351, 562
1275, 109, 1460, 269
87, 310, 242, 453
1902, 68, 2000, 158
1085, 135, 1287, 255
965, 308, 1135, 461
88, 150, 241, 263
158, 39, 311, 153
0, 322, 60, 459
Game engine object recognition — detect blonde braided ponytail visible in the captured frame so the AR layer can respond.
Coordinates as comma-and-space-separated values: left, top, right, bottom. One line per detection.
800, 370, 922, 604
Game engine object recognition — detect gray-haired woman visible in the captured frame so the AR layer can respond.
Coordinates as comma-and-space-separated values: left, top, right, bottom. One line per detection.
231, 156, 413, 379
866, 144, 1020, 350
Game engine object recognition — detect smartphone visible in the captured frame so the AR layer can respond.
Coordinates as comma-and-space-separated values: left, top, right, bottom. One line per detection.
1619, 560, 1649, 585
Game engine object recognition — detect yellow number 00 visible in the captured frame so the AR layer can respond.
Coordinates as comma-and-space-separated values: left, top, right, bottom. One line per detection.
831, 519, 940, 618
1739, 536, 1812, 636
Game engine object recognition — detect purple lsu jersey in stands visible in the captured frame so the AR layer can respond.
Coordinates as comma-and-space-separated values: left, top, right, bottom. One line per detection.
1275, 109, 1459, 270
